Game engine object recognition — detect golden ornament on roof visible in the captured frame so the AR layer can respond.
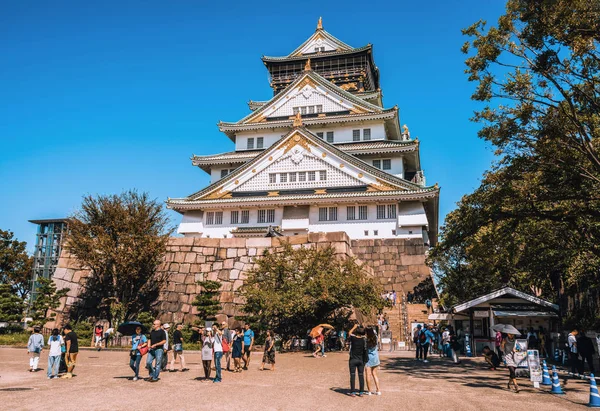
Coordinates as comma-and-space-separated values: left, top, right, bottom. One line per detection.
317, 17, 323, 30
292, 111, 303, 127
304, 58, 312, 71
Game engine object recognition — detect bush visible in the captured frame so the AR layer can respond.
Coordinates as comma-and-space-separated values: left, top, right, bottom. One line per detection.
0, 332, 30, 347
71, 319, 93, 342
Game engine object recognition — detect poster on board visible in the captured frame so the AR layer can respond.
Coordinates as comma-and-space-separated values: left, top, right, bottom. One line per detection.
514, 339, 529, 368
527, 350, 542, 383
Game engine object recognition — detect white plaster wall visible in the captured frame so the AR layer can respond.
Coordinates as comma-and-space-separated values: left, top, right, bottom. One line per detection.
357, 154, 404, 177
235, 130, 285, 151
297, 37, 340, 55
210, 167, 237, 184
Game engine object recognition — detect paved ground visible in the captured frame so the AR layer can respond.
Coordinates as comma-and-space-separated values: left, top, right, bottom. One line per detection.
0, 347, 592, 410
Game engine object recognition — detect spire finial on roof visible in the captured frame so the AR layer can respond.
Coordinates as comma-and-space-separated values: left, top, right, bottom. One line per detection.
317, 17, 323, 30
293, 111, 303, 127
304, 58, 312, 71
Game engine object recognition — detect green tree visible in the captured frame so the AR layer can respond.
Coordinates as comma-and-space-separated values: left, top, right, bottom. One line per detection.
0, 283, 25, 322
192, 280, 222, 322
0, 229, 33, 300
67, 191, 173, 324
430, 0, 600, 327
239, 242, 387, 341
29, 277, 69, 327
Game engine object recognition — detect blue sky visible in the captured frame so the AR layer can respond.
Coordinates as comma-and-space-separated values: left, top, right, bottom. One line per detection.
0, 0, 505, 251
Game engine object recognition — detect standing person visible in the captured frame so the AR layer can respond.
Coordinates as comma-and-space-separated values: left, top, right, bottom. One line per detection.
130, 326, 147, 381
146, 320, 166, 382
201, 329, 214, 381
62, 324, 78, 379
27, 326, 44, 372
232, 328, 245, 372
347, 323, 368, 397
94, 324, 103, 351
449, 327, 461, 365
577, 328, 596, 375
538, 327, 547, 358
526, 327, 538, 350
170, 323, 188, 372
420, 324, 435, 363
242, 324, 254, 370
220, 321, 232, 371
161, 323, 170, 371
260, 330, 276, 371
338, 329, 347, 351
365, 327, 381, 395
501, 333, 520, 392
567, 329, 581, 376
212, 323, 224, 383
46, 328, 63, 379
391, 290, 397, 307
495, 331, 503, 361
441, 327, 451, 358
413, 324, 422, 360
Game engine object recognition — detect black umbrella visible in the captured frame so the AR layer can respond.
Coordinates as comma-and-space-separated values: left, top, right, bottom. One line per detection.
117, 321, 148, 336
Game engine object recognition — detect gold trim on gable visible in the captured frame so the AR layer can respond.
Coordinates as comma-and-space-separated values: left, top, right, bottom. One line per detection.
367, 179, 399, 192
314, 189, 327, 194
267, 191, 280, 197
203, 189, 232, 199
277, 131, 314, 155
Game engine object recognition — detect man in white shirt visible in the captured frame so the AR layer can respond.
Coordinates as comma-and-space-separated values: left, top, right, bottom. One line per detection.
161, 323, 170, 371
567, 330, 580, 375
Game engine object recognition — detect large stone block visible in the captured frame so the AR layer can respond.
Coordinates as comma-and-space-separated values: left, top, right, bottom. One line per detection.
246, 238, 271, 247
184, 253, 196, 263
227, 248, 237, 258
402, 255, 426, 266
218, 248, 227, 259
180, 263, 191, 274
220, 238, 247, 248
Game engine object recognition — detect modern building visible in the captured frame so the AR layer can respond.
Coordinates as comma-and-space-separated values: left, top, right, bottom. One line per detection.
167, 18, 439, 243
29, 218, 68, 300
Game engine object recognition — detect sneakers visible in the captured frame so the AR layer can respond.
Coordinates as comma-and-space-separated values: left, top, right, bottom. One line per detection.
364, 391, 372, 396
133, 377, 139, 381
181, 368, 189, 372
375, 392, 382, 396
423, 360, 429, 363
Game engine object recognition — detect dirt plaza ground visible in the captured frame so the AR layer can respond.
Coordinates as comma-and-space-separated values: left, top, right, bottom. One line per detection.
0, 347, 592, 410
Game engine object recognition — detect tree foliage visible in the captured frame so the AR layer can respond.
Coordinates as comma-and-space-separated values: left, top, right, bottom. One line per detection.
0, 229, 33, 300
0, 283, 25, 322
192, 280, 222, 322
30, 277, 69, 327
67, 191, 173, 324
430, 0, 600, 327
239, 243, 387, 341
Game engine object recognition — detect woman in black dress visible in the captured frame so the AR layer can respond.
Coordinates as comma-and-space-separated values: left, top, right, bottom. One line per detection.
232, 328, 244, 372
347, 323, 368, 397
260, 330, 276, 371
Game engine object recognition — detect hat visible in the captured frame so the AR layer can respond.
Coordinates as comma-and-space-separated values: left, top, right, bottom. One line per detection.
163, 323, 171, 329
417, 324, 422, 328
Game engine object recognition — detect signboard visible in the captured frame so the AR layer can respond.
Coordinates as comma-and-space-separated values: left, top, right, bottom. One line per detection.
398, 341, 406, 348
527, 349, 542, 385
381, 331, 392, 344
473, 310, 489, 318
514, 339, 529, 368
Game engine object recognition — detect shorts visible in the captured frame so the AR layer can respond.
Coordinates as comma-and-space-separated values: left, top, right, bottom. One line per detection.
244, 346, 252, 355
173, 343, 183, 353
67, 352, 78, 366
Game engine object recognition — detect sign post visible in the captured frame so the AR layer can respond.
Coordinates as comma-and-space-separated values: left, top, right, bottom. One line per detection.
527, 349, 542, 388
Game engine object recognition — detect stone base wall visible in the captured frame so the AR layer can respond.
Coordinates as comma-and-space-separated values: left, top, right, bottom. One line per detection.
52, 232, 432, 334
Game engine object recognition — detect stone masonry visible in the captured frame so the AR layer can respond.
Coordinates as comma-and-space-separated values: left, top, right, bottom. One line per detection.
52, 232, 432, 337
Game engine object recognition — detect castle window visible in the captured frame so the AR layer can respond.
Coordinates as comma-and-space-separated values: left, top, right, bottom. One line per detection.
300, 107, 307, 115
363, 129, 371, 140
377, 204, 396, 219
247, 138, 254, 150
308, 106, 314, 114
220, 169, 229, 178
318, 207, 337, 221
293, 107, 299, 114
230, 210, 239, 224
316, 105, 323, 113
267, 209, 275, 223
308, 171, 316, 181
289, 172, 297, 182
387, 204, 397, 219
347, 206, 356, 221
257, 137, 264, 149
326, 131, 334, 143
269, 173, 276, 184
298, 172, 306, 182
316, 132, 324, 139
241, 210, 250, 224
358, 205, 368, 220
206, 212, 214, 225
353, 129, 360, 141
258, 209, 275, 224
364, 230, 369, 236
373, 159, 381, 169
382, 159, 391, 170
319, 170, 326, 181
280, 173, 287, 183
215, 212, 223, 225
374, 230, 379, 236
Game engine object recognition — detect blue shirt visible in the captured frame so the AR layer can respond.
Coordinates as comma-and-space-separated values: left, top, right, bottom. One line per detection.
244, 329, 254, 346
421, 330, 435, 345
131, 334, 147, 350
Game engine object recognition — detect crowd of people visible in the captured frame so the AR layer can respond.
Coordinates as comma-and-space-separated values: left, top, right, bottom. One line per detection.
26, 324, 79, 379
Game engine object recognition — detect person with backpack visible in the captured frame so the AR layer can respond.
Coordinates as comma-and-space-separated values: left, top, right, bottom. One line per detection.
46, 328, 63, 379
27, 326, 44, 372
347, 323, 368, 397
413, 324, 423, 360
419, 324, 435, 363
169, 323, 188, 372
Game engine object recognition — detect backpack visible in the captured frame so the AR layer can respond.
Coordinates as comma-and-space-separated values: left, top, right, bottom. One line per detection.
419, 331, 427, 344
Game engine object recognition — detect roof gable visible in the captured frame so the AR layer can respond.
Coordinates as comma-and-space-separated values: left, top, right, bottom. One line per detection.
452, 287, 559, 313
186, 127, 425, 201
287, 20, 354, 57
235, 70, 383, 125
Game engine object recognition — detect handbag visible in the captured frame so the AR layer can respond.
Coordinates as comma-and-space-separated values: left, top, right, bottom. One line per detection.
138, 344, 149, 356
221, 334, 230, 353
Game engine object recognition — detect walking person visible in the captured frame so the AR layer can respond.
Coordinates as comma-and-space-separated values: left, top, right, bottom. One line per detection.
61, 324, 78, 379
161, 323, 171, 371
365, 327, 381, 395
568, 329, 581, 376
242, 324, 254, 370
201, 329, 214, 381
347, 323, 368, 397
170, 323, 188, 372
212, 323, 224, 383
495, 331, 503, 361
577, 328, 596, 375
27, 326, 44, 372
130, 326, 147, 381
146, 320, 166, 382
501, 333, 520, 393
313, 331, 324, 358
441, 327, 451, 357
46, 328, 63, 379
260, 330, 276, 371
413, 324, 422, 360
232, 328, 245, 372
420, 324, 435, 363
220, 321, 232, 371
449, 327, 461, 364
94, 324, 103, 351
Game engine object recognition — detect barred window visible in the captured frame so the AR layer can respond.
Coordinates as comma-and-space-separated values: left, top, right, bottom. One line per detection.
319, 170, 326, 181
387, 204, 397, 219
318, 207, 337, 221
374, 230, 379, 236
382, 159, 391, 170
289, 172, 297, 182
358, 205, 368, 220
258, 209, 266, 223
266, 209, 275, 223
316, 105, 323, 113
347, 206, 356, 221
373, 159, 381, 169
298, 172, 306, 182
308, 106, 314, 114
293, 107, 299, 114
328, 207, 338, 221
319, 207, 328, 222
363, 129, 371, 140
308, 171, 316, 181
206, 212, 215, 225
376, 205, 386, 219
269, 173, 276, 184
230, 210, 239, 224
316, 132, 324, 139
220, 169, 229, 178
247, 138, 254, 150
241, 210, 250, 224
326, 131, 334, 143
280, 173, 287, 183
257, 137, 264, 149
215, 212, 223, 225
377, 204, 396, 219
300, 107, 307, 115
353, 129, 360, 141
